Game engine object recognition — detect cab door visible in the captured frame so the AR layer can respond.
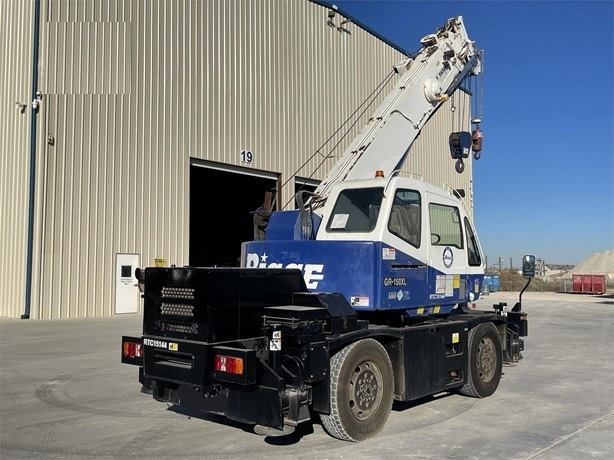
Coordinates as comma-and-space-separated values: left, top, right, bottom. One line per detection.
424, 192, 470, 302
383, 189, 429, 307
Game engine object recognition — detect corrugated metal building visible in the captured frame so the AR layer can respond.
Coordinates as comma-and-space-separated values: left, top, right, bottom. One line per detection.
1, 0, 478, 319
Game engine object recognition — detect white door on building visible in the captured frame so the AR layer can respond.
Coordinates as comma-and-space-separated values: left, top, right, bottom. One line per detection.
115, 253, 139, 314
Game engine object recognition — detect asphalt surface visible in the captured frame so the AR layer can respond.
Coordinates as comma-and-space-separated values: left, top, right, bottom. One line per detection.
1, 291, 613, 459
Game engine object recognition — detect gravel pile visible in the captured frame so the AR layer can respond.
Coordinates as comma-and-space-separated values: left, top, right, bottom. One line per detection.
570, 250, 614, 279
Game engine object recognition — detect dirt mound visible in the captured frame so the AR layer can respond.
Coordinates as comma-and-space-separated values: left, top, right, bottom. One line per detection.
570, 250, 614, 280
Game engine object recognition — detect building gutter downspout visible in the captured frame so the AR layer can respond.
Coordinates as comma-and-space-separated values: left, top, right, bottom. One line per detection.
22, 0, 42, 319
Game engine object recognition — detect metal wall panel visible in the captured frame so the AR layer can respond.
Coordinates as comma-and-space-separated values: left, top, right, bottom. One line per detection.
4, 0, 475, 318
184, 0, 405, 205
0, 0, 35, 318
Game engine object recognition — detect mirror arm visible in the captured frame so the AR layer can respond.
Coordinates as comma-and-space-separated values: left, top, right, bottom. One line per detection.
512, 277, 532, 312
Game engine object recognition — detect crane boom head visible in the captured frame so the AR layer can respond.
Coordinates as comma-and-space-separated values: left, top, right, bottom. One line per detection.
310, 16, 482, 211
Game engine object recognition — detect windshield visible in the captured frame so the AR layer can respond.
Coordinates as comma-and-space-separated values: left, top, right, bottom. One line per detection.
326, 187, 384, 233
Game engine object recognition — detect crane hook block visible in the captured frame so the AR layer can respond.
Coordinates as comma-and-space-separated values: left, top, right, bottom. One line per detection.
449, 131, 471, 160
471, 128, 483, 153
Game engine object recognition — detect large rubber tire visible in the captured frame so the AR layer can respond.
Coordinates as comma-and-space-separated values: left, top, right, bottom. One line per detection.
459, 322, 503, 398
320, 339, 394, 442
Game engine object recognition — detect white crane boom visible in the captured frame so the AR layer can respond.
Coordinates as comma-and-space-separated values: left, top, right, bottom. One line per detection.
311, 16, 482, 206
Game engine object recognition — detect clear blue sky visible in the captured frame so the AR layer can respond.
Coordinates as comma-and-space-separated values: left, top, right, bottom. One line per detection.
325, 0, 614, 266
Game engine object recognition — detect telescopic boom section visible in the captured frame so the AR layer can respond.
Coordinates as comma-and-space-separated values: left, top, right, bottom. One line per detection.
310, 16, 482, 208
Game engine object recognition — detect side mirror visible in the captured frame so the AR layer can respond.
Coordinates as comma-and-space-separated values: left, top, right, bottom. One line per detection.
522, 255, 536, 279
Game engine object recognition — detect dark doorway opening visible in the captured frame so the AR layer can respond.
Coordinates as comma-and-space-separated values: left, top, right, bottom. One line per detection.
190, 165, 277, 267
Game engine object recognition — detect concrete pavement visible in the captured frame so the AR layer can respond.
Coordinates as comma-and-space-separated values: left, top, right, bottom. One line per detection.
1, 291, 613, 459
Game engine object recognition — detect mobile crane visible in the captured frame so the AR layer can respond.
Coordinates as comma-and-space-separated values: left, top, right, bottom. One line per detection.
122, 16, 536, 442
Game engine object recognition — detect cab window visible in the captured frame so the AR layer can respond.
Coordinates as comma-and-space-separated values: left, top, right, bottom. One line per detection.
428, 203, 463, 248
464, 217, 482, 266
387, 189, 421, 248
326, 187, 384, 233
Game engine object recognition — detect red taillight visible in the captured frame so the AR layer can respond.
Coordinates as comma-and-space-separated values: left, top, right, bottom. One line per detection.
214, 355, 244, 375
123, 341, 143, 358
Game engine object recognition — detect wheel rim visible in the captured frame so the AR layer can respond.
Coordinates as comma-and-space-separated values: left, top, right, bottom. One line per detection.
476, 336, 496, 382
348, 361, 384, 420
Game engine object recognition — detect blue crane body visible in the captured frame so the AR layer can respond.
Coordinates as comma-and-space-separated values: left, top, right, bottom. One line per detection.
242, 178, 485, 317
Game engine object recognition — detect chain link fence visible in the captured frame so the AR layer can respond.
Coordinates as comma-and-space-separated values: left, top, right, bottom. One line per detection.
497, 279, 572, 293
487, 269, 613, 293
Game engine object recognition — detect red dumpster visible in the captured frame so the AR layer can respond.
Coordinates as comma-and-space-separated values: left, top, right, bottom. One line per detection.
572, 274, 606, 294
591, 275, 606, 294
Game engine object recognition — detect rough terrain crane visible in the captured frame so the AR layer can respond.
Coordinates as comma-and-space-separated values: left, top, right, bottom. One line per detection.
122, 16, 536, 442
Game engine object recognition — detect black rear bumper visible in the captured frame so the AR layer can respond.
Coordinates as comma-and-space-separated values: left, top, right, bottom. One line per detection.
138, 339, 301, 430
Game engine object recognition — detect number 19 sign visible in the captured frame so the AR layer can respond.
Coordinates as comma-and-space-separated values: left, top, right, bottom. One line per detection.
240, 150, 253, 163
